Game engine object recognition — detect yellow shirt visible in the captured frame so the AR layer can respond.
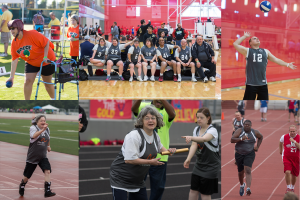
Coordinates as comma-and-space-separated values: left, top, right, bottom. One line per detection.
48, 17, 60, 28
1, 10, 13, 32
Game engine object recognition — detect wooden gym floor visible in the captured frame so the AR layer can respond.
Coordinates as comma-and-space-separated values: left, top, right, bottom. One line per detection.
79, 51, 221, 99
221, 79, 300, 100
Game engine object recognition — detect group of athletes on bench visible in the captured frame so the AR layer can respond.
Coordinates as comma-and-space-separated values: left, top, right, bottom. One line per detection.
88, 33, 216, 83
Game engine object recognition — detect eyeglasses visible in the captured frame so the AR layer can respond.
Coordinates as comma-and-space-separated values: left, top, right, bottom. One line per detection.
9, 27, 16, 30
144, 117, 156, 121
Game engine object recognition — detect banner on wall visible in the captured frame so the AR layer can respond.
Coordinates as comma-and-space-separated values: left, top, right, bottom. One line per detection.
90, 100, 132, 119
127, 6, 136, 18
171, 100, 203, 123
152, 0, 161, 18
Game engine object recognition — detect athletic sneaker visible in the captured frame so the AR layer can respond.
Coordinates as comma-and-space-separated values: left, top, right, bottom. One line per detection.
173, 75, 178, 82
0, 53, 8, 57
137, 76, 143, 82
209, 76, 216, 82
286, 188, 292, 194
159, 76, 163, 82
44, 182, 56, 198
178, 76, 182, 82
203, 77, 208, 83
191, 77, 197, 82
291, 189, 295, 193
239, 183, 245, 196
129, 77, 133, 82
105, 76, 111, 81
144, 76, 148, 81
246, 188, 251, 196
203, 68, 210, 72
261, 118, 264, 122
119, 76, 124, 81
150, 76, 155, 82
19, 180, 26, 196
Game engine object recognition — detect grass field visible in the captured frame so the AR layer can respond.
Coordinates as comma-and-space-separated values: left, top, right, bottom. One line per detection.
0, 118, 78, 155
0, 25, 77, 100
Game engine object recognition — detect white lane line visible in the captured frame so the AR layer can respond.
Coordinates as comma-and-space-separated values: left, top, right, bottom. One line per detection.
267, 176, 286, 200
0, 193, 14, 200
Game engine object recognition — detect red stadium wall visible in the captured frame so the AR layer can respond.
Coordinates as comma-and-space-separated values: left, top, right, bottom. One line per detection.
221, 0, 300, 89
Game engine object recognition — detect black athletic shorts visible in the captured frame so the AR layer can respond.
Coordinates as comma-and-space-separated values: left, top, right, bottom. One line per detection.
235, 150, 256, 172
23, 158, 52, 179
289, 109, 295, 113
142, 60, 155, 66
190, 173, 218, 195
25, 62, 55, 76
106, 59, 122, 66
126, 61, 139, 66
158, 57, 172, 66
243, 84, 269, 100
238, 110, 245, 116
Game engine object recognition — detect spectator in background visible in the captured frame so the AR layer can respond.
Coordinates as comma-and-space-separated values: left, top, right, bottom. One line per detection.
97, 27, 103, 36
111, 22, 119, 41
153, 26, 158, 35
32, 10, 44, 31
260, 100, 268, 122
45, 12, 60, 56
191, 35, 216, 82
138, 19, 151, 47
67, 14, 80, 61
157, 22, 168, 38
288, 100, 296, 122
135, 25, 140, 38
95, 22, 99, 30
82, 24, 88, 36
143, 26, 157, 47
0, 5, 13, 57
156, 31, 167, 47
80, 35, 94, 60
172, 23, 186, 47
126, 28, 131, 36
118, 26, 121, 39
79, 25, 83, 37
168, 25, 173, 36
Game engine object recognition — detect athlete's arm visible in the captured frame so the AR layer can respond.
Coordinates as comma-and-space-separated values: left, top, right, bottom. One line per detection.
187, 133, 214, 143
233, 32, 251, 57
32, 123, 49, 138
231, 129, 247, 143
279, 141, 283, 154
254, 130, 263, 151
131, 100, 142, 115
44, 40, 50, 61
47, 141, 51, 152
290, 138, 300, 150
265, 49, 296, 70
244, 101, 247, 109
91, 50, 96, 59
124, 40, 135, 47
125, 158, 165, 166
0, 20, 6, 31
161, 100, 176, 121
127, 53, 132, 62
184, 141, 197, 168
9, 58, 18, 80
232, 118, 235, 131
151, 55, 156, 63
137, 54, 141, 63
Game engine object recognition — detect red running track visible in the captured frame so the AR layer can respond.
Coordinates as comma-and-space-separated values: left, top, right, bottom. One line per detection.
221, 109, 299, 200
0, 142, 78, 200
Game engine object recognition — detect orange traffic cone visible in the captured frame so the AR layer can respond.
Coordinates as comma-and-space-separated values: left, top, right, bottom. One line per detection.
221, 112, 224, 120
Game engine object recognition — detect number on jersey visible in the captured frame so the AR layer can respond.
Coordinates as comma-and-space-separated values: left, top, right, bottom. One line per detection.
163, 53, 168, 58
253, 53, 262, 62
146, 52, 151, 56
291, 147, 297, 153
135, 54, 138, 59
111, 49, 118, 55
98, 52, 102, 57
181, 54, 188, 61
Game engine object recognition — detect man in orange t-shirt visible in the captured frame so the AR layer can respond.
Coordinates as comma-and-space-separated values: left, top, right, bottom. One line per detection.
67, 14, 79, 61
6, 19, 56, 100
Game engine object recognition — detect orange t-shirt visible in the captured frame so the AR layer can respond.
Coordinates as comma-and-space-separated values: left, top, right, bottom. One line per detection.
11, 30, 55, 67
67, 25, 79, 56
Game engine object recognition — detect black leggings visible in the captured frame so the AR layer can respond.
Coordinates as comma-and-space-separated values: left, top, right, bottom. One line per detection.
71, 56, 78, 62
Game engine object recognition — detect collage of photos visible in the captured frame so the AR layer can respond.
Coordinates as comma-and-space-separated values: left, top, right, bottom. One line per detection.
0, 0, 299, 200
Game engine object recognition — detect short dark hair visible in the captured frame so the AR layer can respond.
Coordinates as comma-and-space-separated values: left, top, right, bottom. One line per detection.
140, 19, 145, 24
148, 26, 153, 30
121, 36, 126, 41
133, 39, 139, 43
244, 120, 252, 125
114, 22, 117, 25
196, 107, 212, 124
159, 31, 165, 37
99, 38, 105, 45
145, 38, 153, 46
112, 37, 119, 42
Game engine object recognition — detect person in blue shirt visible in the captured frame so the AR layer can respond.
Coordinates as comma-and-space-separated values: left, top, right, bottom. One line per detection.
260, 100, 268, 122
294, 100, 299, 125
80, 35, 94, 60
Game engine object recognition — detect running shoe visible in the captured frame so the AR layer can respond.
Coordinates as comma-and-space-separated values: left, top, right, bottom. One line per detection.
150, 76, 155, 82
44, 182, 56, 198
159, 76, 163, 82
203, 77, 208, 83
285, 188, 291, 194
137, 76, 143, 82
105, 76, 111, 81
191, 77, 197, 82
0, 53, 8, 57
291, 189, 295, 193
19, 180, 26, 196
129, 77, 133, 82
178, 76, 182, 82
209, 76, 216, 82
119, 76, 124, 81
173, 75, 178, 82
239, 183, 245, 196
246, 187, 251, 196
144, 76, 148, 81
261, 118, 264, 122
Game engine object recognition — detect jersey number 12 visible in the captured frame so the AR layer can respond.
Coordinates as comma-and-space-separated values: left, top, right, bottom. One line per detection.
253, 53, 262, 62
